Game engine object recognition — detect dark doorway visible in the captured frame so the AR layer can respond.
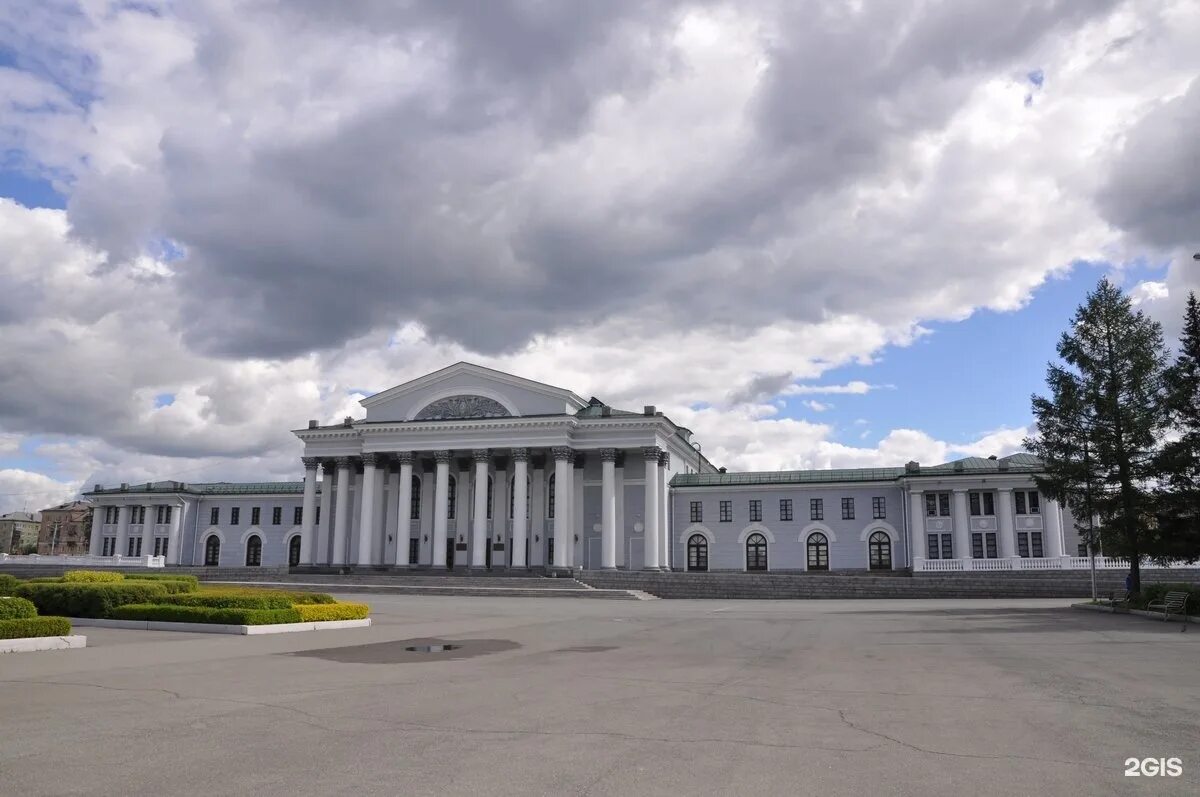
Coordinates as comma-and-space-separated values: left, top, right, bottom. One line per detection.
288, 535, 302, 567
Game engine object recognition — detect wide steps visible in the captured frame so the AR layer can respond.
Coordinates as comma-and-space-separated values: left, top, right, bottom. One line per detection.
208, 579, 641, 600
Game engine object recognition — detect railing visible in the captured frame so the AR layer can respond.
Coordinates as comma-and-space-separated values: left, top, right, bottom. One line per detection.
914, 556, 1196, 573
0, 553, 166, 568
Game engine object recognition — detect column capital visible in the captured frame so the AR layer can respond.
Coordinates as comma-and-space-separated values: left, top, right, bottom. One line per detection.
551, 446, 574, 462
334, 456, 354, 469
361, 452, 381, 467
472, 448, 491, 463
658, 451, 671, 468
641, 445, 662, 461
433, 450, 452, 464
952, 487, 969, 494
395, 451, 415, 466
511, 447, 530, 462
301, 456, 320, 470
996, 485, 1014, 493
599, 447, 618, 462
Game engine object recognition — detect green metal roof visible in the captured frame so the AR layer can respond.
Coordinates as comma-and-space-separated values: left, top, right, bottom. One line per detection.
672, 467, 906, 487
85, 481, 307, 497
913, 453, 1042, 476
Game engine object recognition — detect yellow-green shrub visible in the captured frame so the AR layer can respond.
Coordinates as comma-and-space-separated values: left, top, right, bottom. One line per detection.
0, 616, 71, 639
0, 596, 38, 620
124, 573, 200, 589
63, 570, 124, 583
295, 602, 370, 622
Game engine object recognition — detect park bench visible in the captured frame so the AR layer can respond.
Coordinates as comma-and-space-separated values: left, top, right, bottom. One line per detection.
1146, 591, 1190, 624
1098, 589, 1130, 612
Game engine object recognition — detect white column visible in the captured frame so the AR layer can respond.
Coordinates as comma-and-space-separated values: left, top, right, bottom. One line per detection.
432, 451, 450, 568
381, 464, 397, 564
642, 446, 661, 570
572, 456, 583, 566
168, 502, 184, 565
356, 453, 379, 566
512, 449, 529, 568
141, 505, 155, 558
395, 452, 414, 566
909, 490, 924, 568
997, 487, 1016, 558
115, 504, 130, 558
88, 505, 104, 556
551, 447, 572, 568
600, 449, 617, 569
658, 452, 671, 570
494, 462, 508, 568
316, 462, 334, 565
615, 455, 626, 567
471, 449, 490, 568
531, 459, 545, 566
1044, 497, 1064, 557
331, 457, 352, 565
299, 457, 319, 565
952, 489, 970, 559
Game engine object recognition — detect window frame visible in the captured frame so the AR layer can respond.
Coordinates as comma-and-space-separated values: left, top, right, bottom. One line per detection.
689, 501, 703, 523
806, 532, 829, 571
872, 496, 886, 520
779, 499, 793, 521
748, 499, 762, 522
841, 497, 854, 520
719, 500, 732, 523
810, 498, 823, 521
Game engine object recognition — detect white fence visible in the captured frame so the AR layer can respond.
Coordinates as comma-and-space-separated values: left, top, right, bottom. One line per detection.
0, 553, 166, 568
914, 556, 1195, 573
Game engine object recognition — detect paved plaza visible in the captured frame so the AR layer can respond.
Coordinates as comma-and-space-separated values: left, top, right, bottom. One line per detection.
1, 596, 1197, 796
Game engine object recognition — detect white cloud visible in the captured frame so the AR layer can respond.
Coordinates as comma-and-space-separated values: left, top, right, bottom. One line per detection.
1129, 280, 1169, 305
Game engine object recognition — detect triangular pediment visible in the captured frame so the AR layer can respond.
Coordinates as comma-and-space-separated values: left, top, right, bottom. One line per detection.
360, 362, 588, 422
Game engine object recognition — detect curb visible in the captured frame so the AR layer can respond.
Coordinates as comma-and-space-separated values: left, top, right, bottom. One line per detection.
68, 617, 372, 635
0, 634, 87, 653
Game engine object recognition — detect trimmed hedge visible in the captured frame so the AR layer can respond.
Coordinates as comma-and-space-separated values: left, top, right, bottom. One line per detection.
63, 570, 125, 583
162, 591, 294, 610
0, 574, 20, 596
295, 602, 370, 622
1136, 583, 1199, 615
0, 616, 72, 640
130, 579, 196, 595
109, 604, 302, 625
194, 586, 336, 605
281, 591, 336, 605
124, 573, 200, 589
15, 581, 169, 618
0, 596, 38, 620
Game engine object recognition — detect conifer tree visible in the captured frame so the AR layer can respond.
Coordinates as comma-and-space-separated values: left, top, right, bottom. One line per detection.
1153, 292, 1200, 562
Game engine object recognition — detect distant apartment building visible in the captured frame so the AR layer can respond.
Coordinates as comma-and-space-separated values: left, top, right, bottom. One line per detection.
1, 511, 42, 554
37, 500, 93, 555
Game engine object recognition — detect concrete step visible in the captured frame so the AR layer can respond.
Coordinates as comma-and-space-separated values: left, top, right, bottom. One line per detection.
207, 579, 641, 600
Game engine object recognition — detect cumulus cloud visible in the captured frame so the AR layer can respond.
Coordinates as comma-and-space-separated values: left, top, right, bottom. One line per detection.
0, 0, 1198, 501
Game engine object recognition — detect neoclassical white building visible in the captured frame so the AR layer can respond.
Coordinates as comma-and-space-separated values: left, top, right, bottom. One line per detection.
84, 362, 1091, 573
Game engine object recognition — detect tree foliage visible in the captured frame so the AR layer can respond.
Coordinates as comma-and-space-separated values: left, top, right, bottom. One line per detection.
1153, 292, 1200, 562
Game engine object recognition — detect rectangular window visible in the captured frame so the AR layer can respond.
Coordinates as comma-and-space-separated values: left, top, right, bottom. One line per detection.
1015, 491, 1026, 515
927, 534, 939, 559
940, 533, 953, 559
210, 507, 219, 526
250, 507, 261, 526
972, 532, 998, 559
719, 500, 732, 523
689, 501, 703, 523
1031, 532, 1043, 558
969, 491, 995, 516
127, 536, 142, 557
841, 497, 854, 520
810, 498, 823, 521
971, 533, 983, 559
293, 506, 303, 525
1028, 491, 1040, 514
1015, 490, 1040, 514
872, 496, 886, 519
315, 506, 321, 525
102, 537, 115, 556
1077, 541, 1088, 557
925, 493, 951, 517
153, 537, 169, 557
231, 507, 240, 526
105, 506, 119, 524
779, 499, 793, 521
969, 491, 980, 516
411, 476, 421, 520
1017, 532, 1029, 557
272, 506, 282, 526
749, 500, 762, 522
408, 538, 419, 565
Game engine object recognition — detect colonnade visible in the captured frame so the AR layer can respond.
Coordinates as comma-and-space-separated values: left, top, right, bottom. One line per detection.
299, 445, 674, 570
907, 486, 1064, 566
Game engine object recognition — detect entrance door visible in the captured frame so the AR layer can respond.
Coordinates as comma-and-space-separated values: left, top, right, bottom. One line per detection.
445, 538, 455, 570
485, 538, 493, 569
547, 537, 554, 566
288, 535, 302, 567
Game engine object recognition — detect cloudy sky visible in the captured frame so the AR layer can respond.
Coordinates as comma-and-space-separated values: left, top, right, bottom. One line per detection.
1, 0, 1198, 514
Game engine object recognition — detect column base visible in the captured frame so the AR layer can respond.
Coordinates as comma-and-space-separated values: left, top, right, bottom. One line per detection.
601, 566, 617, 571
642, 566, 662, 572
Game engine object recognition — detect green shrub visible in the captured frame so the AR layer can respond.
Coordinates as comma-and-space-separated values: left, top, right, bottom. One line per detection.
63, 570, 125, 583
282, 591, 336, 605
109, 604, 302, 625
14, 581, 169, 618
0, 574, 21, 596
194, 585, 336, 604
295, 602, 369, 622
124, 573, 200, 589
0, 616, 72, 639
1136, 583, 1199, 615
0, 596, 38, 620
161, 591, 294, 610
124, 579, 196, 594
22, 577, 65, 584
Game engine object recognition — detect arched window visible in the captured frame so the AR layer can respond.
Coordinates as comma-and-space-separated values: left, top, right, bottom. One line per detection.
868, 531, 891, 570
410, 474, 421, 520
245, 534, 262, 567
547, 473, 556, 519
807, 532, 829, 571
204, 535, 220, 566
447, 475, 456, 519
746, 533, 768, 571
288, 535, 302, 567
687, 534, 709, 572
487, 475, 494, 519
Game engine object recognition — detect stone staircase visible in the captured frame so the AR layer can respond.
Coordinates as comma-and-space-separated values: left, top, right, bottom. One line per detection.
207, 571, 646, 600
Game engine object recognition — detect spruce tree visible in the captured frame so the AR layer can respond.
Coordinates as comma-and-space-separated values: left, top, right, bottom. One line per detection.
1153, 292, 1200, 562
1025, 279, 1168, 591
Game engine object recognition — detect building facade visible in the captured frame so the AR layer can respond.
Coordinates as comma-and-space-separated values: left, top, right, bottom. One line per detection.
36, 501, 93, 555
82, 362, 1081, 572
2, 512, 41, 554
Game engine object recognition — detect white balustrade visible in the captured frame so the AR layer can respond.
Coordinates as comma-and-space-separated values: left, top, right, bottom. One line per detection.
0, 553, 165, 568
